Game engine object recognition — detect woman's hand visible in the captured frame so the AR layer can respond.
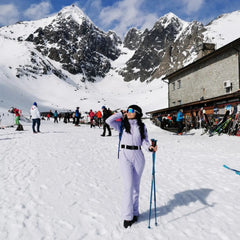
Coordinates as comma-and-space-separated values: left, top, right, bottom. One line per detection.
149, 145, 157, 152
121, 110, 127, 117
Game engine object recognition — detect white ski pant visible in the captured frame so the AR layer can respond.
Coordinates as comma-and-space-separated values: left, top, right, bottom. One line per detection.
119, 149, 145, 220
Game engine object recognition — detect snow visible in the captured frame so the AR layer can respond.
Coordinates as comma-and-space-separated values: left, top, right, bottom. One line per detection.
58, 5, 92, 25
0, 36, 168, 115
1, 7, 240, 238
204, 10, 240, 48
0, 16, 55, 40
1, 119, 240, 239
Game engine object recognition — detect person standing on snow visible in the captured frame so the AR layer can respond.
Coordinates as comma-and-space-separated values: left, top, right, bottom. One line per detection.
30, 102, 41, 133
75, 107, 81, 126
101, 106, 112, 136
176, 109, 184, 135
89, 109, 95, 128
54, 110, 58, 123
106, 105, 157, 228
14, 108, 20, 125
96, 110, 102, 127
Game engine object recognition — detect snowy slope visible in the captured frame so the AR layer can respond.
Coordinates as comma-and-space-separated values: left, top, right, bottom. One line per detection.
0, 16, 55, 40
1, 7, 240, 239
204, 10, 240, 48
0, 32, 168, 116
1, 7, 240, 117
0, 120, 240, 240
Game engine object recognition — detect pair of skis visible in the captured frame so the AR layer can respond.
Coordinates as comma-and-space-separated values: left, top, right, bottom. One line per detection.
223, 165, 240, 175
208, 110, 231, 137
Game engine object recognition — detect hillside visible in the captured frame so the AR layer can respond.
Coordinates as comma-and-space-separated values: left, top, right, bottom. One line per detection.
1, 6, 240, 115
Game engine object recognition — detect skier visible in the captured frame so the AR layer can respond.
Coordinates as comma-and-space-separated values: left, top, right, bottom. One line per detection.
30, 102, 41, 133
106, 105, 157, 228
176, 109, 184, 135
101, 106, 112, 136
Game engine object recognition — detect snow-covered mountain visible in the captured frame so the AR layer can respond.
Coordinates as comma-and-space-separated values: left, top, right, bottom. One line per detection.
1, 5, 240, 114
121, 13, 203, 82
121, 10, 240, 82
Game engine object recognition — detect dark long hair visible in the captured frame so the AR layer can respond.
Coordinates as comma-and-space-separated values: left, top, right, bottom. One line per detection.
123, 115, 145, 140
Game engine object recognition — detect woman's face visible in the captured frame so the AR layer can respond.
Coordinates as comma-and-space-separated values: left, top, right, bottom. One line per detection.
127, 108, 137, 119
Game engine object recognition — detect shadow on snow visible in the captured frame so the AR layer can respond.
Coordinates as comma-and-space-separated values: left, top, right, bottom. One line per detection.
140, 188, 215, 223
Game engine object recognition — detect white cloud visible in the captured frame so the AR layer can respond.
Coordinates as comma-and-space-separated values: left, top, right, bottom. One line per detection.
90, 0, 102, 11
181, 0, 204, 14
24, 1, 52, 20
99, 0, 158, 37
0, 4, 19, 26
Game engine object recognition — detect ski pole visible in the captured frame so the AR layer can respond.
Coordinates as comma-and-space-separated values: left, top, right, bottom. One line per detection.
148, 139, 157, 228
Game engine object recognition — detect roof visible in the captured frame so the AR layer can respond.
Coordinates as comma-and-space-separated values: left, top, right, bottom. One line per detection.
163, 37, 240, 80
146, 90, 240, 115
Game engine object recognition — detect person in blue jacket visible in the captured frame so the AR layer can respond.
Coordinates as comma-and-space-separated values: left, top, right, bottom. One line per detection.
176, 109, 184, 135
75, 107, 80, 126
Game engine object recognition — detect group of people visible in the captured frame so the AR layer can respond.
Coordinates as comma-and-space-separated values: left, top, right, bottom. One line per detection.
28, 103, 114, 137
89, 109, 102, 128
87, 106, 113, 136
156, 109, 184, 135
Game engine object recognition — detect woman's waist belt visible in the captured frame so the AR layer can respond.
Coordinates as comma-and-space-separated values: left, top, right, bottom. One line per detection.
121, 145, 141, 150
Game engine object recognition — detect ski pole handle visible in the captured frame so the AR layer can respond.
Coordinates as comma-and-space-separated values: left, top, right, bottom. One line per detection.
150, 139, 157, 152
151, 139, 157, 147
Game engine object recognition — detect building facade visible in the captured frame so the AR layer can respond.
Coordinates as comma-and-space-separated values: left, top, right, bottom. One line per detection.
163, 38, 240, 108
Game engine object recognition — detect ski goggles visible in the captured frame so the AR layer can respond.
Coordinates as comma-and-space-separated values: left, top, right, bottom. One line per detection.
127, 108, 139, 114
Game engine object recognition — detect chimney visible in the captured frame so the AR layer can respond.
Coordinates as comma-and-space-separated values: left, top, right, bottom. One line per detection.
197, 43, 215, 59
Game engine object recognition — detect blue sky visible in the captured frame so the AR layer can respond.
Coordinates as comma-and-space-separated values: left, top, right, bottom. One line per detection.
1, 0, 240, 38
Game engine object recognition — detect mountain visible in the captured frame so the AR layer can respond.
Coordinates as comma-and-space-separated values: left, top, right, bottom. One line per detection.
25, 5, 121, 82
1, 6, 240, 114
120, 10, 240, 82
121, 13, 205, 82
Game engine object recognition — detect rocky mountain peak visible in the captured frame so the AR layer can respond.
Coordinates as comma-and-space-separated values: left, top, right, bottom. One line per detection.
25, 5, 121, 82
121, 15, 205, 82
56, 4, 92, 26
123, 28, 143, 50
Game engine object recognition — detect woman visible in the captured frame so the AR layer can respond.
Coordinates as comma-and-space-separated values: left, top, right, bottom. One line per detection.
106, 105, 157, 228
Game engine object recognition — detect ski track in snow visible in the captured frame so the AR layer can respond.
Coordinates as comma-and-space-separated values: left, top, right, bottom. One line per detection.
0, 120, 240, 240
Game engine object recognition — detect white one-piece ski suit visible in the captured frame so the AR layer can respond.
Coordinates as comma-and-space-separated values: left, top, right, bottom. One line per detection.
106, 112, 152, 221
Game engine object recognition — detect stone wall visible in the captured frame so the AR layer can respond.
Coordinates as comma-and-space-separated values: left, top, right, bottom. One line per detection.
168, 49, 239, 107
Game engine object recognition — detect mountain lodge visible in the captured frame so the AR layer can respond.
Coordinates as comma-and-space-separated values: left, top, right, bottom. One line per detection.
147, 37, 240, 124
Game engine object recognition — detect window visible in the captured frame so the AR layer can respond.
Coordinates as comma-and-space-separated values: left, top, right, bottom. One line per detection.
178, 100, 182, 105
177, 80, 181, 89
172, 82, 175, 91
172, 101, 176, 106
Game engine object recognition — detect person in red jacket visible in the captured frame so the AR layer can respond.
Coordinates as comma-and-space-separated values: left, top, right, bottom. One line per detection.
96, 110, 102, 127
14, 108, 20, 125
89, 109, 95, 128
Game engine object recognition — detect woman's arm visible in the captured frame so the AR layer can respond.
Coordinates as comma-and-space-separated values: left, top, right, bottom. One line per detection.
106, 112, 123, 132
